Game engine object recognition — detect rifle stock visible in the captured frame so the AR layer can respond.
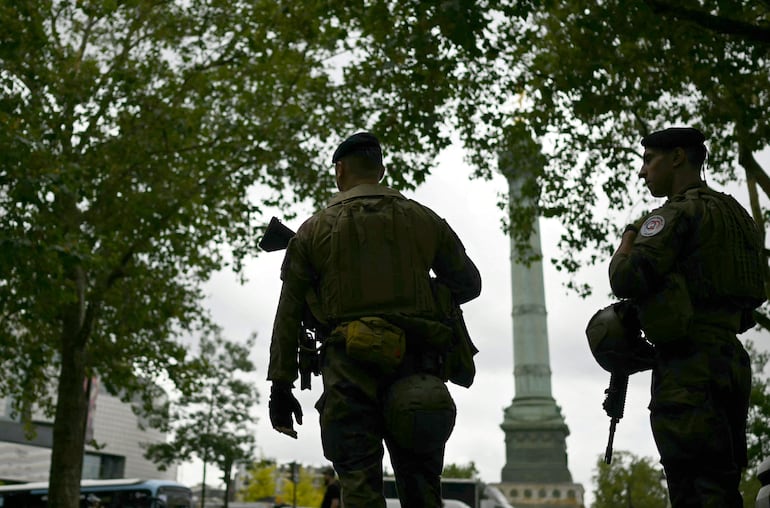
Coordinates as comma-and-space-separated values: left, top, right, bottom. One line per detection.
259, 216, 296, 252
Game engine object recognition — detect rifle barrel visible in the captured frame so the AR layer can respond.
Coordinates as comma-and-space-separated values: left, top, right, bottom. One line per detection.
604, 418, 618, 464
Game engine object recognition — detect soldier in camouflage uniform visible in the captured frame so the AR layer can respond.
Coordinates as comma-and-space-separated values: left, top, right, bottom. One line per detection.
609, 127, 766, 507
267, 132, 482, 508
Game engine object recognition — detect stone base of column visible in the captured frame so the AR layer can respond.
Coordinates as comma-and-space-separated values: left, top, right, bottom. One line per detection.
501, 396, 573, 484
490, 481, 585, 508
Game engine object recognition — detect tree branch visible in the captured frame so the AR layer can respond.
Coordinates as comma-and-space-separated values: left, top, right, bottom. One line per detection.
47, 1, 66, 52
644, 0, 770, 46
739, 144, 770, 202
746, 173, 766, 233
78, 3, 163, 150
74, 13, 97, 75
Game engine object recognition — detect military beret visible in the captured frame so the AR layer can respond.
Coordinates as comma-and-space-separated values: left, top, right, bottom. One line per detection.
332, 132, 382, 164
641, 127, 706, 149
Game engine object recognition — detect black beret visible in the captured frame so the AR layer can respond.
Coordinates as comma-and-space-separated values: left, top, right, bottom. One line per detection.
332, 132, 382, 164
641, 127, 706, 149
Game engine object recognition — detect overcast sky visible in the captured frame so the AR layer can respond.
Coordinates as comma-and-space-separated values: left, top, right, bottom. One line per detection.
179, 141, 770, 506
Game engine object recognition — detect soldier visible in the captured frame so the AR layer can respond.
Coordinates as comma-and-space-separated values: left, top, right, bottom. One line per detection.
267, 132, 482, 508
609, 127, 766, 507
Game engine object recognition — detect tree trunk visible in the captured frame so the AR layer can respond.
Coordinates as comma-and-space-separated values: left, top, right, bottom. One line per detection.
201, 458, 208, 508
48, 322, 88, 508
739, 144, 770, 202
223, 455, 233, 508
742, 156, 770, 331
48, 260, 91, 508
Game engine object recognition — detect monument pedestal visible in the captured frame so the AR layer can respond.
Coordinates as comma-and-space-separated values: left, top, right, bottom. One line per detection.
496, 397, 584, 506
491, 481, 584, 508
501, 396, 571, 483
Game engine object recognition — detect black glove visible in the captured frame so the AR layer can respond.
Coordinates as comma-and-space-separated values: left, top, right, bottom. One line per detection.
269, 381, 303, 439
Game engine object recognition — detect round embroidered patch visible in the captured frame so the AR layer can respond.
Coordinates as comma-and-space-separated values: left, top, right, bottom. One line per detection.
640, 215, 665, 237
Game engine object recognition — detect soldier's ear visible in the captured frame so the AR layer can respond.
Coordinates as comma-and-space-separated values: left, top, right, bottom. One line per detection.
671, 147, 686, 167
334, 160, 347, 190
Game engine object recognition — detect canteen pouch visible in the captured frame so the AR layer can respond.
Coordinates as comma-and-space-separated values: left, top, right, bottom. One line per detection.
343, 317, 406, 373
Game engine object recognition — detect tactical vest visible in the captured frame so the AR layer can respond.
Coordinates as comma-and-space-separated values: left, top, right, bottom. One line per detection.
679, 187, 765, 308
317, 195, 437, 322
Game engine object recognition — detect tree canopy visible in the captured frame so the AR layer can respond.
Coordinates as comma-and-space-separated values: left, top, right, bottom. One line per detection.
239, 459, 280, 503
143, 333, 259, 508
443, 461, 480, 479
239, 460, 323, 508
463, 0, 770, 302
2, 1, 769, 506
0, 1, 505, 506
279, 463, 325, 508
591, 451, 669, 508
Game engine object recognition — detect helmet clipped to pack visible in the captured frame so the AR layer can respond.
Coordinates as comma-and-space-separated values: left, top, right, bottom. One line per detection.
586, 302, 655, 375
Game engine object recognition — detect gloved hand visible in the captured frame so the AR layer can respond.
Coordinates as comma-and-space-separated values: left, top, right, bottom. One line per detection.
269, 381, 303, 439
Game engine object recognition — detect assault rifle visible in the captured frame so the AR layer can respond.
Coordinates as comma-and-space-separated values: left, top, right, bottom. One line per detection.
586, 302, 653, 465
260, 217, 321, 390
602, 372, 628, 464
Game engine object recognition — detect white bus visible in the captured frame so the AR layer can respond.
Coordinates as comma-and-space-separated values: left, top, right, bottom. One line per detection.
0, 478, 192, 507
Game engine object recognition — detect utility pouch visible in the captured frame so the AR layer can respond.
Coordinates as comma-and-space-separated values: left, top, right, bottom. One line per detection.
637, 273, 693, 344
342, 317, 406, 373
386, 314, 454, 351
432, 281, 478, 388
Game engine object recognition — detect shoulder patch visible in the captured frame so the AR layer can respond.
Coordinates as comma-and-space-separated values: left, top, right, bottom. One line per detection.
640, 215, 666, 237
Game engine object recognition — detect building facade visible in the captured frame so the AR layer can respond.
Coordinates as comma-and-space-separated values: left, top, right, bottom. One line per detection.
0, 380, 176, 483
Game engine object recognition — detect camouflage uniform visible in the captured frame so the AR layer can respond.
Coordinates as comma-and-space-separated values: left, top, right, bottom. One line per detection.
268, 183, 481, 508
610, 182, 765, 507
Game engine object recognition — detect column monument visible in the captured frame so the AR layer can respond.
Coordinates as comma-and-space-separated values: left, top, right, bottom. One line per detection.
493, 149, 585, 508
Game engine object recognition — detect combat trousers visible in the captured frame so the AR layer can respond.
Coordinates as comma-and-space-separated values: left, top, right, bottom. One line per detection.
316, 341, 448, 508
663, 463, 743, 508
648, 325, 750, 508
